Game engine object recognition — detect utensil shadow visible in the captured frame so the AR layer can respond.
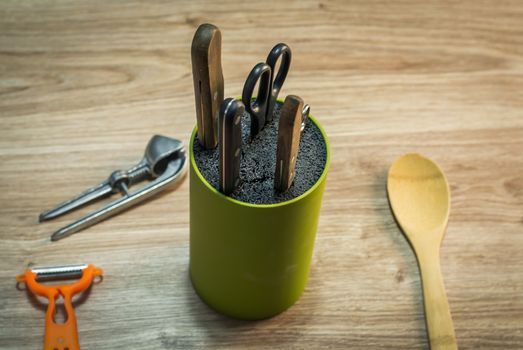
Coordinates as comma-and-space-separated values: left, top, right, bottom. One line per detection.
170, 265, 319, 349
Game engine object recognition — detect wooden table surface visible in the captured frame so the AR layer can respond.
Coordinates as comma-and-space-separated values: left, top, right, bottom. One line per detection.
1, 1, 522, 349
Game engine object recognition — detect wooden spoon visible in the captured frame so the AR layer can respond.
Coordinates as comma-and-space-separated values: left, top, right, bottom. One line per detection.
387, 153, 458, 350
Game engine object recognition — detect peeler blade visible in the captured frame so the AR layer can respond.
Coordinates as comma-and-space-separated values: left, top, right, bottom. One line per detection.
31, 263, 88, 281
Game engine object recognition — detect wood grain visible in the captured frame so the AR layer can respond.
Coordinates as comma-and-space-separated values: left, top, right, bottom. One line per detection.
275, 95, 304, 192
191, 23, 223, 149
0, 0, 522, 349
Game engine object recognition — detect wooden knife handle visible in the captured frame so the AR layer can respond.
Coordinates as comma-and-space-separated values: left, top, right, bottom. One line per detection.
219, 98, 244, 195
274, 95, 304, 192
191, 23, 224, 149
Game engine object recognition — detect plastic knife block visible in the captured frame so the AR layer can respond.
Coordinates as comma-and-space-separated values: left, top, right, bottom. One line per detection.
189, 114, 330, 320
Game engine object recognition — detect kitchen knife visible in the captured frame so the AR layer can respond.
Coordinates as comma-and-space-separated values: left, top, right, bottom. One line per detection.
219, 98, 244, 195
274, 95, 304, 192
191, 23, 224, 149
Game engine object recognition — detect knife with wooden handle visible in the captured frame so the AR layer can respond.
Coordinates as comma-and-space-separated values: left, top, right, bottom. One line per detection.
219, 98, 244, 195
274, 95, 304, 192
191, 23, 224, 149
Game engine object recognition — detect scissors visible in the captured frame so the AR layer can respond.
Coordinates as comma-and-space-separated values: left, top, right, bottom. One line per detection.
242, 43, 292, 138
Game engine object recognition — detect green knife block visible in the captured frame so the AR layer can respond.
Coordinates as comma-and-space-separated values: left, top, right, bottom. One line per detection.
189, 114, 330, 320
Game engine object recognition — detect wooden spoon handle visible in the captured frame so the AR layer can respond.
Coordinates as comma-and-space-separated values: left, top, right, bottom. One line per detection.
418, 250, 458, 350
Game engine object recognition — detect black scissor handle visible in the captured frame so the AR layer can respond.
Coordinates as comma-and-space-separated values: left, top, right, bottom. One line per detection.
242, 62, 271, 138
266, 43, 292, 122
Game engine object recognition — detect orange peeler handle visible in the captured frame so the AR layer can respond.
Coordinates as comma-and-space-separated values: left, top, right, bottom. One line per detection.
16, 264, 103, 350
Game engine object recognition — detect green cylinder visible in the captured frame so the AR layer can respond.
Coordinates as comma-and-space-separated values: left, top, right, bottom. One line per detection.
189, 114, 330, 320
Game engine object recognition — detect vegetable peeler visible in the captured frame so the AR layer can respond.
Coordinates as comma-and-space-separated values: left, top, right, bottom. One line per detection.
16, 264, 103, 350
40, 135, 187, 241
